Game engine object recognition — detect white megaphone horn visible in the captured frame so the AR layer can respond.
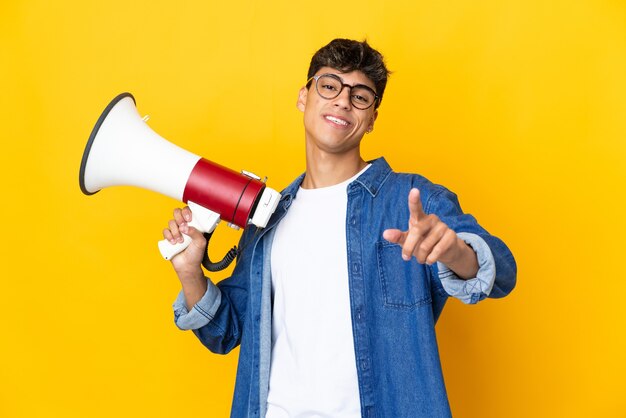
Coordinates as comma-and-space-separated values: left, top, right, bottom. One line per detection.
79, 93, 281, 269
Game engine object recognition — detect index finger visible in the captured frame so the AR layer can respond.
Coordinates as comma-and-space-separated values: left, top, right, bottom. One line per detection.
408, 188, 425, 221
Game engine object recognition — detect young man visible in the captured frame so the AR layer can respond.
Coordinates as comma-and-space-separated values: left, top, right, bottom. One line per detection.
164, 39, 517, 418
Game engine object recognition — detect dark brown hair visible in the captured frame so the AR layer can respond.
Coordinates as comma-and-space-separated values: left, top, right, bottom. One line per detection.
307, 38, 390, 109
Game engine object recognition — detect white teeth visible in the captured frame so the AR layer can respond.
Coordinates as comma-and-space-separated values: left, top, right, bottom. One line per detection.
325, 116, 349, 126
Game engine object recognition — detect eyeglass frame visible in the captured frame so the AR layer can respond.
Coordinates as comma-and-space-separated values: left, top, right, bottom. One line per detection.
306, 73, 380, 110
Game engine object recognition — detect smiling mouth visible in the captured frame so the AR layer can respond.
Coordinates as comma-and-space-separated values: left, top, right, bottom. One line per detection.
324, 115, 350, 127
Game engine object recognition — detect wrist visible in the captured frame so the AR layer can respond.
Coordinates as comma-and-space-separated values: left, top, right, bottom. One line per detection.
176, 267, 205, 284
444, 237, 479, 279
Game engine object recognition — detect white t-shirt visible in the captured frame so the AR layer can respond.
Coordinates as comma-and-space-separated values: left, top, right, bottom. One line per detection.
266, 166, 370, 418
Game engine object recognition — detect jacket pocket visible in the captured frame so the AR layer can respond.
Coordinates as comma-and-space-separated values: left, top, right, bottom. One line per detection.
376, 241, 432, 309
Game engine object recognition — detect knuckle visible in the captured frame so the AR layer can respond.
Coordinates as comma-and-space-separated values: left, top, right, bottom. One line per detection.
440, 235, 455, 250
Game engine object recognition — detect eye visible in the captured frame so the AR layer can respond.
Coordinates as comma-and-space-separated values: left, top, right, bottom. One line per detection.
352, 94, 370, 105
321, 83, 338, 91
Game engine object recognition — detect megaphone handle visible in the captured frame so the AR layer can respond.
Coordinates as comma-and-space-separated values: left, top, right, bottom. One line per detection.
158, 234, 193, 260
157, 201, 221, 261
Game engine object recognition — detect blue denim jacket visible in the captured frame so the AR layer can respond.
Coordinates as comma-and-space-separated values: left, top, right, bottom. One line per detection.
173, 157, 517, 418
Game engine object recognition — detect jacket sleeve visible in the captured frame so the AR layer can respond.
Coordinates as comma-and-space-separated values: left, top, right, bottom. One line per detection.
172, 227, 256, 354
425, 186, 517, 303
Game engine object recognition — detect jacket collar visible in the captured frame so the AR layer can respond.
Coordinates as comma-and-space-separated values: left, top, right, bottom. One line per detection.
261, 157, 392, 234
351, 157, 393, 197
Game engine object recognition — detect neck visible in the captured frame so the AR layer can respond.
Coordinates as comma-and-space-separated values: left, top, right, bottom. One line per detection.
302, 146, 367, 189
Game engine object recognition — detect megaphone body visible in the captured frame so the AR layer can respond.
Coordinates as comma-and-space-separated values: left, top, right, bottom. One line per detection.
80, 93, 281, 262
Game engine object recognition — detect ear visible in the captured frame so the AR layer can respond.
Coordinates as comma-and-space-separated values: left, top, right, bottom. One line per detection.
296, 87, 308, 112
367, 110, 379, 132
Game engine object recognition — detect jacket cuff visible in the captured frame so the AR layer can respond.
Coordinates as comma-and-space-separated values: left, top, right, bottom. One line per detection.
437, 232, 496, 304
173, 280, 221, 330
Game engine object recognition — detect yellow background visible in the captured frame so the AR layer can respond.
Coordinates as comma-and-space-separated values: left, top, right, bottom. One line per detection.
1, 0, 625, 417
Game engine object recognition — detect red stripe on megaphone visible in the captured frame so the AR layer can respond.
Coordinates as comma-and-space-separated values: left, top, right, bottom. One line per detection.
182, 158, 265, 228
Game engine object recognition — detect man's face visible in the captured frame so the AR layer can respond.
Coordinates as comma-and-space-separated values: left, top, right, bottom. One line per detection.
297, 67, 378, 157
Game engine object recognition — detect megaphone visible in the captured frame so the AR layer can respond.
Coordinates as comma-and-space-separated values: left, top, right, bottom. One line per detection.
79, 92, 281, 268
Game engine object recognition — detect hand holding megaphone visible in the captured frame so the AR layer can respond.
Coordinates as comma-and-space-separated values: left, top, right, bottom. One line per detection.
79, 93, 281, 268
158, 201, 221, 261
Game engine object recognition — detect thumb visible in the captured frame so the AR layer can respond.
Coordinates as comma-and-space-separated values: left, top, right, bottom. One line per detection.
181, 224, 207, 247
383, 229, 405, 244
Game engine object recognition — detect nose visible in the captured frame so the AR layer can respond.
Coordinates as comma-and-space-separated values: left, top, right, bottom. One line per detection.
332, 85, 352, 110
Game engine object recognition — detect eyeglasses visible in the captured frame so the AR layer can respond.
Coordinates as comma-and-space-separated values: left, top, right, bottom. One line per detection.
307, 73, 379, 110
